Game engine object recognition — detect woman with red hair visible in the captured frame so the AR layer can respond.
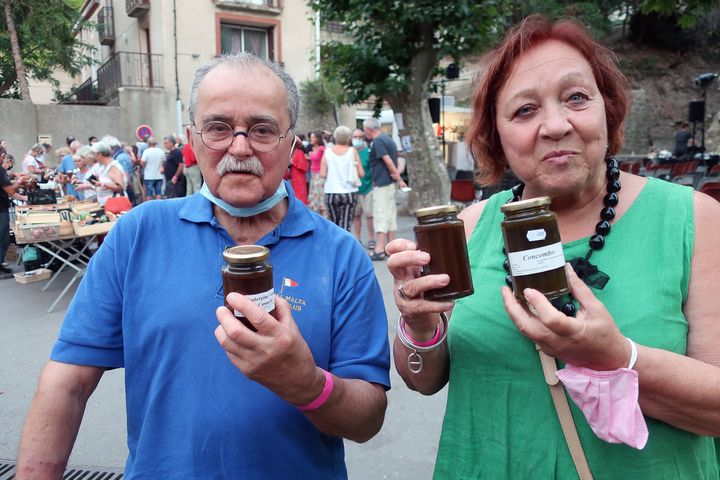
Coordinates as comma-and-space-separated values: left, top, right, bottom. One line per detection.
386, 14, 720, 478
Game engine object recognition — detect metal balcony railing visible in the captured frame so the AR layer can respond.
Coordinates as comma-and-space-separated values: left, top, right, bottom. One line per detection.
98, 6, 115, 45
75, 78, 98, 103
126, 0, 150, 18
97, 52, 163, 100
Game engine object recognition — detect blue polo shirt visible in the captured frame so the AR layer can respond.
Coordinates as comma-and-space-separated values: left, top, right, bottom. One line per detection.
58, 153, 77, 197
51, 181, 390, 479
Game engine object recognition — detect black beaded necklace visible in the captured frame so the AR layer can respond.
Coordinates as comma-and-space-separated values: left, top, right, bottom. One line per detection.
503, 156, 621, 315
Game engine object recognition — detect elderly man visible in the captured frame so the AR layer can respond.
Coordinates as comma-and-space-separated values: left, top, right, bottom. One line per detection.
17, 54, 390, 479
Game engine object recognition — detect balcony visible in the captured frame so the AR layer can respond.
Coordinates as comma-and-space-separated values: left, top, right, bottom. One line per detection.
97, 52, 163, 101
126, 0, 150, 18
59, 77, 102, 105
215, 0, 281, 15
98, 6, 115, 46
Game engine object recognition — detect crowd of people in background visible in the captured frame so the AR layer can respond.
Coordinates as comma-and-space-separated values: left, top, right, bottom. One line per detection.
2, 119, 409, 260
289, 122, 407, 258
0, 131, 205, 209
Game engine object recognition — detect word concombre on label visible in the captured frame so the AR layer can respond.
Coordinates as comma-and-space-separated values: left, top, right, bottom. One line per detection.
507, 241, 565, 277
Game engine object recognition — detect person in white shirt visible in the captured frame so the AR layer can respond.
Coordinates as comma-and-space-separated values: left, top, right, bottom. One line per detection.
320, 125, 364, 231
141, 137, 165, 200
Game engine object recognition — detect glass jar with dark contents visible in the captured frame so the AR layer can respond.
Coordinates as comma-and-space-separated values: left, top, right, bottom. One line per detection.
500, 197, 569, 301
222, 245, 275, 331
413, 204, 474, 301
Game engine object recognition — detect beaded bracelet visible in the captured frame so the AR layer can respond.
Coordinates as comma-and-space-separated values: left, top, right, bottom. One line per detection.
297, 369, 334, 412
397, 312, 449, 374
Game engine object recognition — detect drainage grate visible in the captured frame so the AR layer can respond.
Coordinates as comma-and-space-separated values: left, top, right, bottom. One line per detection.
0, 462, 123, 479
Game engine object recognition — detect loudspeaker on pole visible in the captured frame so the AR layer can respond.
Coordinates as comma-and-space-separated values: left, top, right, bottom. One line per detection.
688, 101, 705, 123
428, 98, 441, 123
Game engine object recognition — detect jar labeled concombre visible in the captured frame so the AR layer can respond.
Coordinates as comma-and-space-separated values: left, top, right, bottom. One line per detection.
221, 245, 275, 331
500, 196, 569, 301
413, 204, 474, 301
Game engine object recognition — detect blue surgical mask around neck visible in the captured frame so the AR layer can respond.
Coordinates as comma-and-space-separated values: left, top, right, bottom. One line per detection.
351, 139, 365, 148
200, 181, 288, 217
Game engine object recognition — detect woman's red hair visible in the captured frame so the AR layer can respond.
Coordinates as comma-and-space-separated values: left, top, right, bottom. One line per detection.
468, 14, 630, 185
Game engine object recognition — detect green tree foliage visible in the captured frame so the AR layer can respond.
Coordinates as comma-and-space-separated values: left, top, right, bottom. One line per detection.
0, 0, 93, 99
313, 0, 504, 206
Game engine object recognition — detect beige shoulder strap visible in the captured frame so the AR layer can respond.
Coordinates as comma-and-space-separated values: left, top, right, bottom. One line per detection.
537, 345, 594, 480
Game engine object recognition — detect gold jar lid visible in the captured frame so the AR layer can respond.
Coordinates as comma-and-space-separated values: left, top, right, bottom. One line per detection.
414, 204, 460, 218
223, 245, 270, 265
500, 196, 551, 213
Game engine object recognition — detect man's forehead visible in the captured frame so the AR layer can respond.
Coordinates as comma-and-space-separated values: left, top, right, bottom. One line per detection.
196, 64, 287, 120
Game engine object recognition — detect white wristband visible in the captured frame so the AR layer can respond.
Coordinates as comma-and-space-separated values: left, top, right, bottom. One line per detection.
626, 337, 638, 370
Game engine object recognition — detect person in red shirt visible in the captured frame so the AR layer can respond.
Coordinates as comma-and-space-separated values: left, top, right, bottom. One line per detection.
182, 138, 203, 195
290, 134, 309, 204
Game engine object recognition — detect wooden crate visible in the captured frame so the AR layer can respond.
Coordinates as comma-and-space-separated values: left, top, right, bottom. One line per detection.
72, 220, 115, 237
14, 268, 52, 284
15, 223, 61, 243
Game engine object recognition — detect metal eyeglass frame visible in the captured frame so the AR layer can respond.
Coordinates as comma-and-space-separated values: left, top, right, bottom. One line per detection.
194, 121, 292, 153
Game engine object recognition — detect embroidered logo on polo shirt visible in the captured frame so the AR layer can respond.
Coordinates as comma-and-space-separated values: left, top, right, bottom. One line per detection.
279, 276, 305, 312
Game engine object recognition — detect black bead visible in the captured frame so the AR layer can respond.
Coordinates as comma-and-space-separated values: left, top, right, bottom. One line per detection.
505, 275, 514, 288
607, 179, 622, 193
511, 183, 524, 200
595, 220, 611, 236
550, 297, 563, 310
561, 302, 577, 316
601, 206, 616, 220
589, 234, 605, 250
603, 192, 619, 207
606, 167, 620, 181
606, 157, 619, 169
503, 258, 510, 272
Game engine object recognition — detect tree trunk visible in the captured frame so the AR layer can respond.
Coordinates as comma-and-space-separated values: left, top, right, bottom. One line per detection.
386, 27, 451, 212
388, 92, 450, 212
4, 0, 31, 101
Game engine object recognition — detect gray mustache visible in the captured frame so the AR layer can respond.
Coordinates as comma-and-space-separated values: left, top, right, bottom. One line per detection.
216, 155, 265, 177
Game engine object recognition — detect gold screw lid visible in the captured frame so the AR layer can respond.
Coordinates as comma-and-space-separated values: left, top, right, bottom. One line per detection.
414, 204, 460, 218
500, 196, 551, 214
223, 245, 270, 265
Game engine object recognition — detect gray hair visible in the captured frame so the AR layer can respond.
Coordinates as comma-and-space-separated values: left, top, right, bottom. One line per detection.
31, 143, 43, 152
333, 126, 352, 146
363, 117, 381, 131
91, 141, 112, 157
76, 145, 95, 160
188, 53, 299, 129
147, 137, 158, 147
164, 135, 176, 145
100, 135, 121, 149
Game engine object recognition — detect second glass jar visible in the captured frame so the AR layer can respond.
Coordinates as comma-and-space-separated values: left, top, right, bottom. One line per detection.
413, 204, 474, 301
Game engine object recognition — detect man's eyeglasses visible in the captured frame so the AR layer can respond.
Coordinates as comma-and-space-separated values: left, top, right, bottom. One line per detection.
195, 121, 292, 153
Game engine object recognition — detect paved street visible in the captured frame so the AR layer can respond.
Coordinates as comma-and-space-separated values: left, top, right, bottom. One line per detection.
0, 211, 447, 479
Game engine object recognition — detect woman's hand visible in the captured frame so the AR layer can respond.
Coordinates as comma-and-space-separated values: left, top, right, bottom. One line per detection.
502, 263, 630, 370
385, 238, 454, 340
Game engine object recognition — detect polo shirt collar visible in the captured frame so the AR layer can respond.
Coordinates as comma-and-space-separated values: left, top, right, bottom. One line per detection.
178, 180, 317, 240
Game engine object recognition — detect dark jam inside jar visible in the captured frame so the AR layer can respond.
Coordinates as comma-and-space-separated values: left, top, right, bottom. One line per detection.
222, 245, 275, 331
500, 196, 569, 301
414, 205, 474, 301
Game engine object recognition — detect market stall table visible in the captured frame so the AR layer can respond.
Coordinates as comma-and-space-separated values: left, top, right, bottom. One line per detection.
13, 219, 114, 313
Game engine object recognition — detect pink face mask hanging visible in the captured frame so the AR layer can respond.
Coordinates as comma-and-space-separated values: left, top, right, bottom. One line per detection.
555, 338, 648, 450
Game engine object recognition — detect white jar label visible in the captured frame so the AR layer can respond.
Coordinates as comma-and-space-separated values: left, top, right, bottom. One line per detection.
233, 288, 275, 318
507, 242, 565, 277
526, 229, 547, 242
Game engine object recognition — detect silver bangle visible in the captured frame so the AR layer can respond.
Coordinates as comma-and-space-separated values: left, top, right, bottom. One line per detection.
396, 312, 449, 374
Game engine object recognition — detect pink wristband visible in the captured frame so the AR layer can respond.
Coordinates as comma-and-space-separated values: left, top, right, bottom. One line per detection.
297, 369, 334, 412
401, 319, 443, 347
